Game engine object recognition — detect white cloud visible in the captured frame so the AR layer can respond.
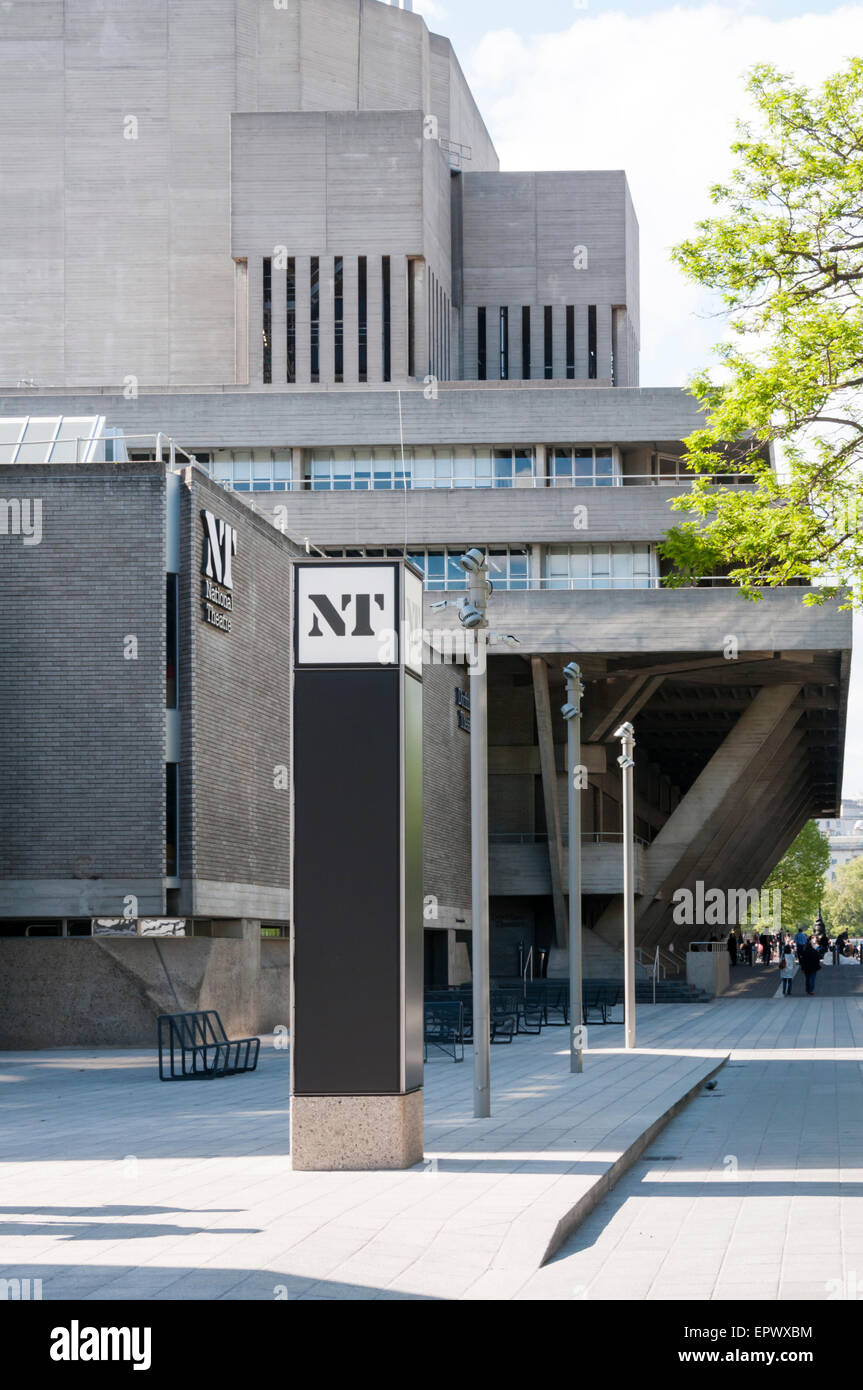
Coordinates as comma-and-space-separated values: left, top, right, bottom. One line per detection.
413, 0, 447, 20
466, 5, 863, 388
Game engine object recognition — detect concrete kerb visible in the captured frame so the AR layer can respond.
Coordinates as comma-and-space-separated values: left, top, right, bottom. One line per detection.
534, 1053, 730, 1269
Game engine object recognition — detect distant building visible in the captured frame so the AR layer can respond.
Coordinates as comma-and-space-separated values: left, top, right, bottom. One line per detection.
819, 800, 863, 881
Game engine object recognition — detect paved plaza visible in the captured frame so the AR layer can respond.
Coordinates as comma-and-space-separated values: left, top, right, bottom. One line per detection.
1, 986, 862, 1301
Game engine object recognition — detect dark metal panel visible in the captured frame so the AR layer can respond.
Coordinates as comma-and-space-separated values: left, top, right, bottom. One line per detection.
403, 670, 424, 1091
293, 669, 402, 1094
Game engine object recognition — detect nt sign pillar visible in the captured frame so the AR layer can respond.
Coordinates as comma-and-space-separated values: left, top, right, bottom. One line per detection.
291, 559, 424, 1169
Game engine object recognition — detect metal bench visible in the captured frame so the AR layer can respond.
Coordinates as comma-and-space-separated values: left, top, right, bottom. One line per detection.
158, 1010, 260, 1081
423, 1001, 465, 1062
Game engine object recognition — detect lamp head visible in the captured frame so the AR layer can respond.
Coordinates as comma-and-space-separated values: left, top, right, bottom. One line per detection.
459, 547, 487, 574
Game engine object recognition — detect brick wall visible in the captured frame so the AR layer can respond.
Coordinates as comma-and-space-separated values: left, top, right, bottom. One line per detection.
0, 463, 165, 913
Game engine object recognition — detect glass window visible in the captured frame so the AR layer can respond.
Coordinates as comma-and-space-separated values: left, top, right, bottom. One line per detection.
273, 454, 292, 489
413, 454, 434, 489
595, 449, 614, 485
310, 452, 332, 490
453, 455, 473, 487
426, 551, 445, 589
493, 449, 513, 487
353, 449, 373, 490
447, 552, 464, 588
232, 456, 251, 492
573, 452, 594, 480
252, 453, 272, 491
551, 448, 572, 485
474, 448, 492, 487
514, 449, 533, 479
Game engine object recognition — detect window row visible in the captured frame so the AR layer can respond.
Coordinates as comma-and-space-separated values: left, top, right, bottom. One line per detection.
302, 445, 619, 490
262, 255, 387, 385
543, 544, 657, 589
476, 304, 598, 381
323, 546, 531, 590
320, 545, 657, 590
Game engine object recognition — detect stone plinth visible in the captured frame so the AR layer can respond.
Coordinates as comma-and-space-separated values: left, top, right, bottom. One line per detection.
686, 949, 730, 997
291, 1090, 424, 1171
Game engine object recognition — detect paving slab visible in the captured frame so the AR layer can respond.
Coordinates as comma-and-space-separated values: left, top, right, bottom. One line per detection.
0, 1004, 729, 1300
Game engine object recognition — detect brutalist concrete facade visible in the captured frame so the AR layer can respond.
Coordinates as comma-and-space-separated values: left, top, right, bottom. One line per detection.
0, 0, 853, 1034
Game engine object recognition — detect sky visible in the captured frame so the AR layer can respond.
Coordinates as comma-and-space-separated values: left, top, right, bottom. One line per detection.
412, 0, 863, 798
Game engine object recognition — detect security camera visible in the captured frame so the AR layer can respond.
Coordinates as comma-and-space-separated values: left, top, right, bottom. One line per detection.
617, 755, 635, 770
561, 702, 578, 720
614, 721, 635, 740
458, 600, 484, 629
459, 547, 487, 574
563, 661, 581, 681
429, 599, 449, 611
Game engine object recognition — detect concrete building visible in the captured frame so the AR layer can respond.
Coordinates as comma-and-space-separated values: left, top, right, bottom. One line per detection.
819, 799, 863, 882
0, 0, 851, 1043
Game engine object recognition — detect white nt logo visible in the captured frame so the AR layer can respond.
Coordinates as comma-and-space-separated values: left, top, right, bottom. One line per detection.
201, 510, 238, 589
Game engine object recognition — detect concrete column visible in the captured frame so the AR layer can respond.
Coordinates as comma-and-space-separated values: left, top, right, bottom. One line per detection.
318, 254, 335, 386
271, 263, 287, 385
531, 656, 568, 949
409, 257, 428, 381
390, 255, 409, 383
343, 255, 359, 384
596, 303, 612, 381
248, 256, 264, 385
531, 303, 546, 381
508, 302, 522, 382
552, 302, 567, 380
463, 305, 478, 382
294, 254, 311, 386
366, 256, 383, 384
573, 303, 589, 380
233, 259, 249, 385
292, 447, 304, 486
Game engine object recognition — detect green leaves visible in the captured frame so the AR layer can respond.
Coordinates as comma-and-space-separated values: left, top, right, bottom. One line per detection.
666, 59, 863, 608
763, 821, 831, 928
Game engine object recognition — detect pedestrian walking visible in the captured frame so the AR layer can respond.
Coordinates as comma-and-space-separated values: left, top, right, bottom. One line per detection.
779, 943, 795, 996
760, 931, 772, 965
727, 930, 738, 967
800, 938, 822, 995
794, 925, 809, 964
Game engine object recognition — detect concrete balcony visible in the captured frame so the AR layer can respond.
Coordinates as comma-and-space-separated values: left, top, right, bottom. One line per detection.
490, 835, 645, 896
257, 480, 699, 546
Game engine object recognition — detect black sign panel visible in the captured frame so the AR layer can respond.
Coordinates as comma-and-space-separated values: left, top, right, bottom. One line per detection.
291, 560, 423, 1097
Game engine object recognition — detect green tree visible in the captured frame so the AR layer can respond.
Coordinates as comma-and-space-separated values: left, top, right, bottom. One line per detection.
756, 820, 831, 930
662, 60, 863, 608
823, 855, 863, 933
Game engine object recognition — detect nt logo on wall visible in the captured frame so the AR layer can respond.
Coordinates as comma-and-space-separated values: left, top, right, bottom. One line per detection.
200, 509, 238, 633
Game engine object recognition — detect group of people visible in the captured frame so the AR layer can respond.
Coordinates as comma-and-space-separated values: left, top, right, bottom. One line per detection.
725, 922, 859, 996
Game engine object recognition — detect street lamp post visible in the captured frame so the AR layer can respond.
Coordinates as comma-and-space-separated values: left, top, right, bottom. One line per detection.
615, 721, 637, 1050
459, 550, 492, 1119
431, 550, 518, 1119
562, 662, 584, 1074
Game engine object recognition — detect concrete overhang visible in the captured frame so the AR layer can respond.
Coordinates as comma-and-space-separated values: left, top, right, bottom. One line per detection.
423, 586, 852, 656
256, 481, 714, 547
0, 385, 707, 451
